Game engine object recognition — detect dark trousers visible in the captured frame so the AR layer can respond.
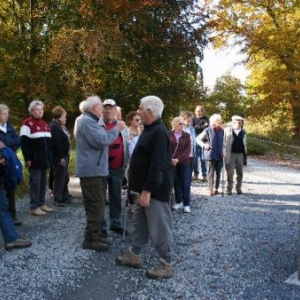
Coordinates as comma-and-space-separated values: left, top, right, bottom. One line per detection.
5, 187, 16, 218
52, 156, 70, 202
207, 160, 223, 191
80, 176, 107, 241
29, 168, 47, 209
173, 163, 191, 206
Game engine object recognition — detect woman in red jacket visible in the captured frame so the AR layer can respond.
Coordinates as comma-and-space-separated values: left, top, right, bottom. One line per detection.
169, 117, 191, 213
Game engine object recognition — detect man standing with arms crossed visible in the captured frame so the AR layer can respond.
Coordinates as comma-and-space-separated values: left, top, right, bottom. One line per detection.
192, 105, 209, 181
116, 95, 173, 279
75, 96, 125, 251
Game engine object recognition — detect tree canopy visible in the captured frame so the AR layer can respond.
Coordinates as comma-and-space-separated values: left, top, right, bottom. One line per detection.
0, 0, 208, 125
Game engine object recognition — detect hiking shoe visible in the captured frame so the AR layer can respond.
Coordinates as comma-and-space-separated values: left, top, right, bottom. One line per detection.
6, 238, 32, 251
184, 206, 191, 213
30, 208, 47, 216
82, 239, 109, 252
40, 205, 53, 212
173, 202, 183, 210
116, 250, 141, 268
110, 226, 128, 236
145, 258, 173, 279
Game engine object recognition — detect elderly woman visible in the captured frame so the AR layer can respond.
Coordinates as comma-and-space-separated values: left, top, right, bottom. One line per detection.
49, 106, 71, 207
126, 111, 142, 140
196, 114, 224, 196
169, 116, 192, 213
20, 100, 53, 216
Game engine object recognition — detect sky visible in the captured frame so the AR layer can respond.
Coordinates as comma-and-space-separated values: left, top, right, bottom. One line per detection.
201, 45, 250, 90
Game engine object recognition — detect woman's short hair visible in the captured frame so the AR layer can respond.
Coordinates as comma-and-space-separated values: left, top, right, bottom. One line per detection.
171, 116, 182, 129
140, 95, 164, 118
209, 114, 222, 126
52, 106, 66, 119
126, 111, 139, 126
28, 100, 44, 114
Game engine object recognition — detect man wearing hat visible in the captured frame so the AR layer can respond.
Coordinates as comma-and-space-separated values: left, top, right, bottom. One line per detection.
101, 99, 129, 236
224, 115, 247, 195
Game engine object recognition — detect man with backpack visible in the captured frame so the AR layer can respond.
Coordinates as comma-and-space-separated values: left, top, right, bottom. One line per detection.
0, 104, 22, 225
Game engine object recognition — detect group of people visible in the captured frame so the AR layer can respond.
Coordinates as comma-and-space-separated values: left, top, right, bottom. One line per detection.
0, 96, 247, 281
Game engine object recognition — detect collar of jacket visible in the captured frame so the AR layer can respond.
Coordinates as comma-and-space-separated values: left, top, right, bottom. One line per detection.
84, 111, 99, 122
144, 118, 162, 129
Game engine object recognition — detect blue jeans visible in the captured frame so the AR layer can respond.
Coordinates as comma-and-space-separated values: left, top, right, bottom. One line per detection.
173, 163, 191, 206
102, 168, 125, 229
0, 180, 19, 243
193, 144, 207, 177
29, 168, 47, 209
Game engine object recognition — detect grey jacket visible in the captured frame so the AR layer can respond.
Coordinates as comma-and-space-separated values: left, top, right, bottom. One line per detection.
75, 112, 120, 178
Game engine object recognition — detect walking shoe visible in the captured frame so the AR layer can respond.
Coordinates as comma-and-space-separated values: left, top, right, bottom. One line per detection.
110, 226, 129, 236
30, 208, 47, 216
173, 202, 183, 210
6, 238, 32, 251
213, 189, 219, 195
227, 191, 233, 195
40, 205, 54, 212
116, 250, 141, 268
184, 206, 191, 213
202, 176, 207, 182
13, 217, 22, 226
82, 239, 109, 252
145, 258, 173, 279
237, 190, 243, 194
100, 229, 108, 238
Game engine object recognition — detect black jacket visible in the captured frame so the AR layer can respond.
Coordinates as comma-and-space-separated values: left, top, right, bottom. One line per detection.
49, 119, 70, 163
129, 119, 172, 203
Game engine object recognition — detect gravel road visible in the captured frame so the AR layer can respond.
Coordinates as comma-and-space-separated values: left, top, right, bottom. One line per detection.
0, 157, 299, 300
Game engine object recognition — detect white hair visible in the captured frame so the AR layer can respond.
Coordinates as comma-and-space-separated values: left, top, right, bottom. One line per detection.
78, 100, 86, 113
140, 95, 164, 118
209, 114, 222, 126
84, 96, 101, 112
28, 100, 44, 114
0, 104, 9, 114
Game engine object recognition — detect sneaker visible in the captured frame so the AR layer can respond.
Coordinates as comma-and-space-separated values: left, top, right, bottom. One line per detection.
82, 239, 109, 252
184, 206, 191, 213
6, 238, 32, 251
30, 208, 47, 216
145, 258, 173, 279
173, 202, 183, 210
116, 250, 141, 268
40, 205, 54, 212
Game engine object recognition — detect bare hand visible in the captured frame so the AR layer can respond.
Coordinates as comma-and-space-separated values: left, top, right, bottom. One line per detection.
26, 161, 31, 168
115, 121, 126, 131
172, 158, 179, 166
138, 190, 151, 207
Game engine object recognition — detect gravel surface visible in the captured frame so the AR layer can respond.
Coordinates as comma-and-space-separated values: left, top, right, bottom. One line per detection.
0, 157, 300, 299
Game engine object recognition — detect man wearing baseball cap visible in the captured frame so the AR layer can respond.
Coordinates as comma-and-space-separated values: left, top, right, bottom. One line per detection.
101, 99, 129, 237
224, 115, 247, 195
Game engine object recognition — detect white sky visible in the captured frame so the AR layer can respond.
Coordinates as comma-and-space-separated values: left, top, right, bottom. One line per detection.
201, 45, 250, 90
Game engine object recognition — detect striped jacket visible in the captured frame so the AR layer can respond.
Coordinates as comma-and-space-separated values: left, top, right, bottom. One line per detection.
20, 117, 52, 169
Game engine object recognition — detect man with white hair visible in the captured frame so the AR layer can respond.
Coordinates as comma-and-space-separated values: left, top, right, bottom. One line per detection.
116, 95, 173, 279
75, 95, 126, 252
224, 115, 247, 195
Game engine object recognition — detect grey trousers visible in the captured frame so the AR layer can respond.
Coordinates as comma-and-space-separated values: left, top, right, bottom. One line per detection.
226, 153, 244, 192
131, 199, 173, 263
29, 168, 47, 209
80, 176, 107, 241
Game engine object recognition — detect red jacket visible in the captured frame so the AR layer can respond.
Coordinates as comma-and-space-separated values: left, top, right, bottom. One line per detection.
169, 131, 191, 165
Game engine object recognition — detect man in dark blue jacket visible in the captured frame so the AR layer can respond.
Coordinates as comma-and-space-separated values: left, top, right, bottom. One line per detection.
116, 95, 173, 279
0, 104, 22, 225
